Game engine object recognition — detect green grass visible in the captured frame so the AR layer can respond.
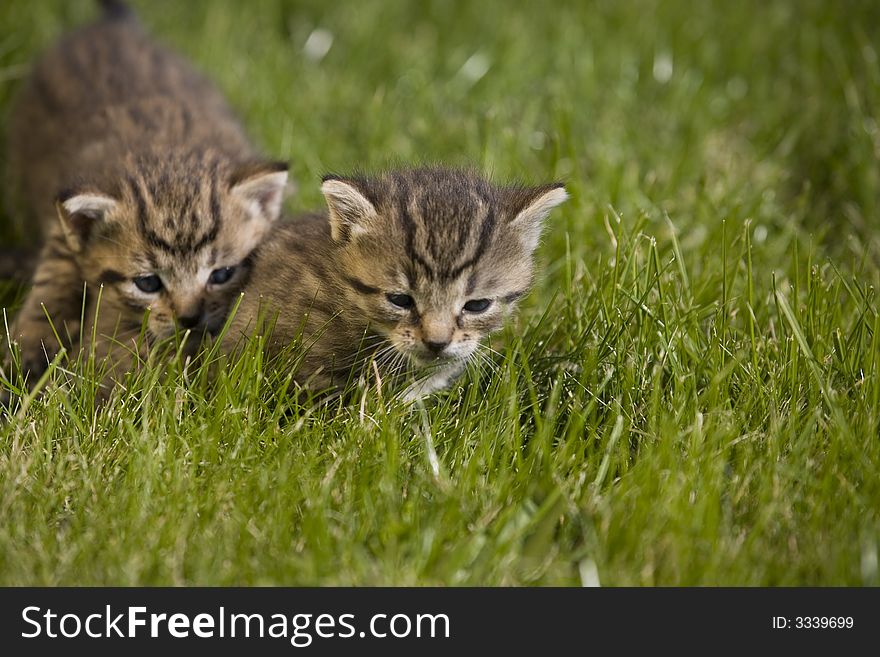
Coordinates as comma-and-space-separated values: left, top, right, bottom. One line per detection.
1, 0, 879, 585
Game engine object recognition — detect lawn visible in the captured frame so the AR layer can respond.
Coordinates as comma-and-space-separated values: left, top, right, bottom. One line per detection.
0, 0, 878, 585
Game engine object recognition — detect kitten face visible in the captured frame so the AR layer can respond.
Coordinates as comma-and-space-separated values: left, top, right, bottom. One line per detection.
336, 223, 531, 367
58, 154, 287, 343
322, 168, 568, 369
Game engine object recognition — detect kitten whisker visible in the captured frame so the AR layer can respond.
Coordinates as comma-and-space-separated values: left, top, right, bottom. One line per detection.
477, 345, 502, 371
342, 340, 389, 370
480, 345, 506, 360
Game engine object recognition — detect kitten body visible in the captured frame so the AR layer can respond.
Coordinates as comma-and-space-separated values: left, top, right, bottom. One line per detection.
6, 4, 288, 386
224, 168, 567, 400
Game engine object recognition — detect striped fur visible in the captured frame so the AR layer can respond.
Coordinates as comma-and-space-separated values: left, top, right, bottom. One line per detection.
224, 167, 567, 400
5, 5, 287, 387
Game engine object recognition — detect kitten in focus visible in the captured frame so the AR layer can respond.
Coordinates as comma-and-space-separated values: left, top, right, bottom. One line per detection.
224, 167, 567, 401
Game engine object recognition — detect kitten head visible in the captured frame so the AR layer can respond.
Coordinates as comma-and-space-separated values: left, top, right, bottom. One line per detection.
57, 152, 288, 342
321, 167, 567, 368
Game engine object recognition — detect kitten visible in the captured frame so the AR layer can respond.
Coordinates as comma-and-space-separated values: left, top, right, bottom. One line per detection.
223, 167, 567, 401
4, 2, 288, 389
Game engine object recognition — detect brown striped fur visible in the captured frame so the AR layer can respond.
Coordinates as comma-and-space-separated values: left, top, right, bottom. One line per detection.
5, 4, 288, 387
224, 167, 567, 401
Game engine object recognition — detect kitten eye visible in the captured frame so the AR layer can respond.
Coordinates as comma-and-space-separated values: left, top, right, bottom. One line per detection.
463, 298, 492, 313
386, 293, 415, 309
133, 274, 163, 293
209, 265, 237, 285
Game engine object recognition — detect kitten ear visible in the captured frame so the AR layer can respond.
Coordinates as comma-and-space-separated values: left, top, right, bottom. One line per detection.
230, 161, 290, 223
321, 176, 379, 242
55, 191, 118, 252
508, 183, 568, 253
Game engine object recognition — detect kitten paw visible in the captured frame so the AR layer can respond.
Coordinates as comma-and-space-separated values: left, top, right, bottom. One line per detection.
399, 362, 465, 403
400, 382, 435, 404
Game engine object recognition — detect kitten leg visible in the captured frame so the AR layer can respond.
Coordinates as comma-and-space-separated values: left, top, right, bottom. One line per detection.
400, 361, 466, 403
7, 236, 84, 384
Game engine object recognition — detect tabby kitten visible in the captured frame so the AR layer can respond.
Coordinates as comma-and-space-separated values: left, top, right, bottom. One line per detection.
5, 2, 287, 387
224, 167, 567, 401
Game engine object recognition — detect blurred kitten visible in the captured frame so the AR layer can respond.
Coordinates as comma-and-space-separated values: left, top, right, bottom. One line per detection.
5, 1, 287, 391
224, 167, 566, 401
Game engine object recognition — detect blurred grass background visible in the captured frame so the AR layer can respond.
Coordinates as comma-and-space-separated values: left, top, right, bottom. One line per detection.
0, 0, 878, 585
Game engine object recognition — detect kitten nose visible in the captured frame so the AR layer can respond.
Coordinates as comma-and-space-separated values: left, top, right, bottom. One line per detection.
175, 298, 205, 330
424, 340, 449, 355
177, 312, 204, 330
